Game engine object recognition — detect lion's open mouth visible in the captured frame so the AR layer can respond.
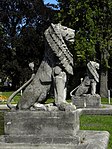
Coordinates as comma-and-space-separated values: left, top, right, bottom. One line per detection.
67, 37, 74, 43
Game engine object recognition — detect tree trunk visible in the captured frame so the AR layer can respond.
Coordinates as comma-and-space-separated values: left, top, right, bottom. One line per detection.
100, 71, 108, 98
100, 49, 109, 98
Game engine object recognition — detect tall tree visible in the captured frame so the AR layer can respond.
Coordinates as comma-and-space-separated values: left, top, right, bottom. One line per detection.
58, 0, 97, 65
57, 0, 112, 97
0, 0, 57, 89
94, 0, 112, 97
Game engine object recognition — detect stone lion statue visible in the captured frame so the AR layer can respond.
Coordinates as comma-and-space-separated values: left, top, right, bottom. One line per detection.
70, 61, 101, 108
70, 61, 100, 97
7, 23, 76, 111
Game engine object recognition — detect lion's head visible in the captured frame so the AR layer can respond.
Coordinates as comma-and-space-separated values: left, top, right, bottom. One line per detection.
87, 61, 99, 82
58, 23, 75, 43
44, 23, 75, 75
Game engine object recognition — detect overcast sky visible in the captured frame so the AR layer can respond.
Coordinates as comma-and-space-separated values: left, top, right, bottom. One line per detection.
44, 0, 58, 4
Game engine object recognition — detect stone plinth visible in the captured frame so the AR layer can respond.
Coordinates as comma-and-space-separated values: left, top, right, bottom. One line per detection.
3, 110, 80, 145
72, 94, 101, 108
0, 110, 110, 148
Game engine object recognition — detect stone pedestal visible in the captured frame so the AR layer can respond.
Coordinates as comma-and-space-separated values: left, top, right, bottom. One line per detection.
0, 110, 109, 149
3, 110, 80, 145
72, 94, 101, 108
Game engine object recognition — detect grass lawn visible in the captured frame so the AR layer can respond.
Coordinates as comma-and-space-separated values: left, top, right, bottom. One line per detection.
0, 91, 21, 104
0, 91, 71, 104
80, 115, 112, 149
101, 97, 112, 105
0, 91, 112, 105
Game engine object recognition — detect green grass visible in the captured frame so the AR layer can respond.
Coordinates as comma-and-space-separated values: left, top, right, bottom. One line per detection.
80, 115, 112, 149
0, 91, 21, 104
0, 92, 72, 105
0, 91, 112, 105
101, 97, 112, 105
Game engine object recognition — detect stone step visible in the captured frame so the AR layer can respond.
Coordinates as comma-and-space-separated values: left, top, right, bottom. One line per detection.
0, 130, 109, 149
0, 135, 80, 145
0, 143, 88, 149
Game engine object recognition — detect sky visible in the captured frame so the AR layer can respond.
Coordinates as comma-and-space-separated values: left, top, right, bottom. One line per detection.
44, 0, 58, 5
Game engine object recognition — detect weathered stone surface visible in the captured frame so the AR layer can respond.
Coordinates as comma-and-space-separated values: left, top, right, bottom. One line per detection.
4, 111, 79, 138
87, 61, 99, 83
77, 130, 109, 149
0, 110, 109, 148
0, 142, 89, 149
82, 106, 112, 115
72, 94, 101, 108
0, 130, 109, 149
70, 61, 100, 103
0, 135, 80, 145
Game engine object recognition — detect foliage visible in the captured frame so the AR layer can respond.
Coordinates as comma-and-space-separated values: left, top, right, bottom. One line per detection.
0, 0, 58, 89
57, 0, 112, 68
0, 0, 112, 93
0, 95, 7, 101
57, 0, 112, 96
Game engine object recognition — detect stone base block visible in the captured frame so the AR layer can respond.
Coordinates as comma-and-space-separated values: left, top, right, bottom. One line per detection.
72, 94, 101, 108
0, 130, 109, 149
0, 109, 109, 148
4, 110, 80, 144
